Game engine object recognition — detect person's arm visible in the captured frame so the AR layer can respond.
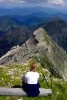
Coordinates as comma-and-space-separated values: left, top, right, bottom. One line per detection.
37, 72, 39, 79
22, 74, 27, 84
37, 73, 40, 87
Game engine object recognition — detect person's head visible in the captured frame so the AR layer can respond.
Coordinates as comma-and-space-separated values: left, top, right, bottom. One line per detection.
30, 63, 36, 72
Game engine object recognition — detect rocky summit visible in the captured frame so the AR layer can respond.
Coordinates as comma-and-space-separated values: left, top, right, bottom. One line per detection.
0, 28, 67, 81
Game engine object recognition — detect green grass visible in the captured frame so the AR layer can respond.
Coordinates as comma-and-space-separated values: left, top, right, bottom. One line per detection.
0, 64, 67, 100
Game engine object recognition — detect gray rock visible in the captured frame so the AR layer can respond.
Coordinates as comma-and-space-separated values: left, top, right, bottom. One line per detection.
0, 28, 67, 81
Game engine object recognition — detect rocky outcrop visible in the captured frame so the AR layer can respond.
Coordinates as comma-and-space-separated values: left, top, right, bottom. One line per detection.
0, 28, 67, 81
34, 28, 67, 81
38, 18, 67, 52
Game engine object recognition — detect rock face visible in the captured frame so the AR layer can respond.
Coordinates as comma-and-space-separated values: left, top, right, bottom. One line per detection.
38, 18, 67, 52
0, 28, 67, 81
33, 28, 67, 80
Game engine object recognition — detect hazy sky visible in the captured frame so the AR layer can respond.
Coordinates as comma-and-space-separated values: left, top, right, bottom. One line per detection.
0, 0, 67, 8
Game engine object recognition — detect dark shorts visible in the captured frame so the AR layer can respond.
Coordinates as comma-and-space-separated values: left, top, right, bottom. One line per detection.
22, 82, 40, 97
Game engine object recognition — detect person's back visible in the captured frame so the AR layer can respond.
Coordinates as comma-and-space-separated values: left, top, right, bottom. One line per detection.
25, 71, 39, 84
22, 63, 40, 97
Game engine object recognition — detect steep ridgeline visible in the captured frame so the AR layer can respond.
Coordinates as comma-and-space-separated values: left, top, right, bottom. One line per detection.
0, 15, 32, 57
0, 28, 67, 81
0, 25, 31, 57
38, 17, 67, 52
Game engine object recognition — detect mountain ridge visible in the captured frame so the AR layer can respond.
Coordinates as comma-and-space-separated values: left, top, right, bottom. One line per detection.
0, 16, 67, 57
38, 17, 67, 52
0, 27, 67, 81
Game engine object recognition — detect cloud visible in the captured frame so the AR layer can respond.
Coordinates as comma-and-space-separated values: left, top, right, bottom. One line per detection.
0, 0, 25, 3
10, 0, 25, 3
48, 0, 65, 5
0, 0, 66, 7
0, 0, 4, 2
23, 0, 66, 7
24, 0, 65, 5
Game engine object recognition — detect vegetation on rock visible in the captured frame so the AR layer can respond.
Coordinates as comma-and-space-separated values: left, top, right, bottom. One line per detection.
0, 61, 67, 100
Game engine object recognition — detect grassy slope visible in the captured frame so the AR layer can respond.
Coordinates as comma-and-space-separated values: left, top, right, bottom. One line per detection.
0, 63, 67, 100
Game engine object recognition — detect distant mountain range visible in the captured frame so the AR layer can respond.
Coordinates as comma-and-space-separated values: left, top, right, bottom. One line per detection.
0, 7, 67, 57
0, 7, 59, 16
0, 15, 22, 31
0, 28, 67, 81
0, 16, 32, 57
0, 8, 67, 81
0, 7, 67, 21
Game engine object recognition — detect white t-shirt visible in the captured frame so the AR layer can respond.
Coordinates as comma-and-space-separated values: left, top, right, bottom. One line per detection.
25, 71, 39, 84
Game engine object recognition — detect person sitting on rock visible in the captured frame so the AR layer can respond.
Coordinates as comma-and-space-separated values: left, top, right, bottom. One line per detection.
22, 63, 40, 97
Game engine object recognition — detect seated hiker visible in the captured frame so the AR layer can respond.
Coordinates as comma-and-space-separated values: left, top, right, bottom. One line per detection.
22, 63, 40, 97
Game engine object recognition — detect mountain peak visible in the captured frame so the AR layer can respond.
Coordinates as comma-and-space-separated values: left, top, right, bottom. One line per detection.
33, 28, 46, 42
0, 27, 67, 81
50, 17, 65, 22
